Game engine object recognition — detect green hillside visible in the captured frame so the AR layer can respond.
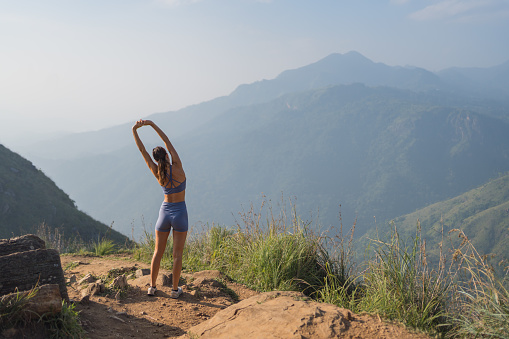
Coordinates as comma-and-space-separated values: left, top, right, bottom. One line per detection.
374, 173, 509, 268
0, 144, 129, 244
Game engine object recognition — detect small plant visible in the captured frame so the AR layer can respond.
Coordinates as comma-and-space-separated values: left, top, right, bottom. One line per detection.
0, 287, 38, 328
0, 287, 85, 338
64, 261, 80, 272
41, 300, 85, 339
93, 238, 116, 256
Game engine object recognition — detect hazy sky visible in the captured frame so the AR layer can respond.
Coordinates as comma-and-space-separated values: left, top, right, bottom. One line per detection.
1, 0, 508, 147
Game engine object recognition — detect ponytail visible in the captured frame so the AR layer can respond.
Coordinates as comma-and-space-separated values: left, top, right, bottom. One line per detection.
152, 146, 169, 185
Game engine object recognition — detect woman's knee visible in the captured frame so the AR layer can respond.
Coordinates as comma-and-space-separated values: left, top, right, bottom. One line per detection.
153, 248, 166, 260
172, 248, 183, 260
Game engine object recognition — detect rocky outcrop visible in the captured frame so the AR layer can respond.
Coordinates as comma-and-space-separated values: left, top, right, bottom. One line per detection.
0, 234, 45, 256
185, 291, 429, 339
0, 234, 68, 301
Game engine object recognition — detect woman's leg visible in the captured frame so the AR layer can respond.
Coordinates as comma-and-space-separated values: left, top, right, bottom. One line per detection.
172, 230, 187, 290
151, 230, 170, 287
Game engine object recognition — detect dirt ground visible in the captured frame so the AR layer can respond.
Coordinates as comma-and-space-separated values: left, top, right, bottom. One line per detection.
60, 254, 431, 339
61, 254, 258, 338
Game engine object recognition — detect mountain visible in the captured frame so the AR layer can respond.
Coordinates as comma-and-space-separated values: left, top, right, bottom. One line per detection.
0, 144, 129, 244
17, 51, 509, 241
373, 173, 509, 272
227, 51, 445, 107
438, 60, 509, 102
28, 83, 509, 240
20, 51, 446, 161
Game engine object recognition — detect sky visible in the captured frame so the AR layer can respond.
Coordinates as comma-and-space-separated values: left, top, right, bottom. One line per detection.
1, 0, 509, 148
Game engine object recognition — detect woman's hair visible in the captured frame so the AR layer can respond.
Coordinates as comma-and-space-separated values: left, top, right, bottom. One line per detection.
152, 146, 169, 185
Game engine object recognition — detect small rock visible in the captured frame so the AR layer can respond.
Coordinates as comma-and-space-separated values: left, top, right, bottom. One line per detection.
78, 273, 95, 285
135, 268, 150, 278
162, 273, 172, 286
82, 282, 104, 296
110, 274, 128, 289
69, 274, 77, 283
79, 294, 90, 305
109, 315, 125, 323
193, 277, 222, 288
141, 311, 147, 315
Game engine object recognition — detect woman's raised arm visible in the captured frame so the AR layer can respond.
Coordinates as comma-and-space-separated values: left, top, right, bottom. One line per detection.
145, 120, 182, 167
132, 120, 158, 177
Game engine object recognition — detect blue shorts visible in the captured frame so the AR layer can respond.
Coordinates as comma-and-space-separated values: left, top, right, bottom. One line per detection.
155, 201, 188, 232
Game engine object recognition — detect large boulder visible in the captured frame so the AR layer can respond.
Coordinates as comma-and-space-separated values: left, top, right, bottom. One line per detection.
185, 291, 429, 339
0, 235, 68, 301
0, 234, 45, 256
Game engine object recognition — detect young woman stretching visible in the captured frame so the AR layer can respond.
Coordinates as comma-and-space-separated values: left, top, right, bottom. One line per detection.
132, 119, 187, 298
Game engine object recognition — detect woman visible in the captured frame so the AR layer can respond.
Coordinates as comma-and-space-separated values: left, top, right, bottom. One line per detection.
132, 119, 187, 298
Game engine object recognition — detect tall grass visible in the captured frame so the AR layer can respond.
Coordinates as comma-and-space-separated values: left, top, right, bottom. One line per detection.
134, 198, 332, 292
448, 229, 509, 338
358, 223, 452, 334
127, 200, 509, 337
34, 222, 86, 254
315, 207, 358, 309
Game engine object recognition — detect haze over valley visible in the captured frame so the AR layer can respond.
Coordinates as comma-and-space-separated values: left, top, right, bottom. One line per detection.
5, 51, 508, 248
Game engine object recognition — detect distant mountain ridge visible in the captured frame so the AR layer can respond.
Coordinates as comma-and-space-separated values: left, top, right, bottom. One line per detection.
438, 59, 509, 100
0, 144, 129, 244
17, 51, 509, 242
228, 51, 445, 107
28, 83, 509, 240
21, 51, 508, 161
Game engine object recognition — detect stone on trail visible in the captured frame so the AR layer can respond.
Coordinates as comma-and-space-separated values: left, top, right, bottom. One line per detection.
109, 274, 128, 289
80, 282, 105, 298
78, 273, 95, 285
135, 268, 150, 278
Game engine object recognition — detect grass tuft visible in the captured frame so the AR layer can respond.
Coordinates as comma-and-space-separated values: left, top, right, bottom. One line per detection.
93, 238, 116, 256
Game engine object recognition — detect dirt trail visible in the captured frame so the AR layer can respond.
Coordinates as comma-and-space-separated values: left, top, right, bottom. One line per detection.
61, 254, 430, 339
61, 254, 257, 338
